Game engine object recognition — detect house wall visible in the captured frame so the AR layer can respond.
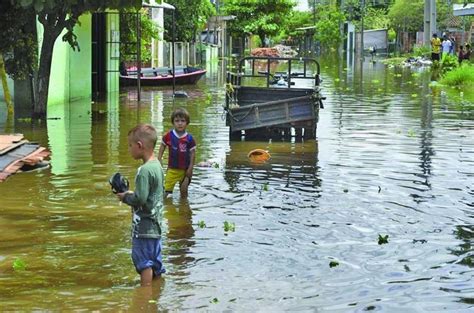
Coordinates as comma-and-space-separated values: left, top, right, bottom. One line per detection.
41, 14, 92, 108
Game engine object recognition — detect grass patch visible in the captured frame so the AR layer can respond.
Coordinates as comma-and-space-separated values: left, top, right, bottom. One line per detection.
439, 63, 474, 87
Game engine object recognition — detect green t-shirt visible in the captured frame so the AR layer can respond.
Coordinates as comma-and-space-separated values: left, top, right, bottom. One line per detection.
123, 159, 164, 238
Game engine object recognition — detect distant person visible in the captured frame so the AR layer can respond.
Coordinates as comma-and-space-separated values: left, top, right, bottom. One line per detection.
464, 44, 472, 61
448, 33, 456, 54
458, 45, 464, 63
441, 36, 452, 59
158, 108, 196, 198
116, 124, 166, 286
431, 33, 441, 61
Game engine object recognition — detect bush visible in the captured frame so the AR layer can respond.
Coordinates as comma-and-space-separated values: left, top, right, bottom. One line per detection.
440, 54, 459, 73
439, 63, 474, 87
413, 44, 430, 58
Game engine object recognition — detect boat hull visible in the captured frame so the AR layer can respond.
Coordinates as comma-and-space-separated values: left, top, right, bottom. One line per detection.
120, 68, 206, 86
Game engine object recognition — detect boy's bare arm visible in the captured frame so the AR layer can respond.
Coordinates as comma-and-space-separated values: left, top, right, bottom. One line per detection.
157, 143, 166, 162
186, 149, 195, 178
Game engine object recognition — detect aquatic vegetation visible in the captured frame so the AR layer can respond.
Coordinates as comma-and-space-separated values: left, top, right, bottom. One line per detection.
378, 234, 389, 245
210, 297, 219, 304
380, 57, 406, 66
12, 258, 26, 271
407, 129, 416, 137
439, 64, 474, 88
169, 242, 186, 249
329, 261, 339, 268
411, 94, 418, 98
262, 182, 269, 191
197, 220, 206, 228
223, 221, 236, 232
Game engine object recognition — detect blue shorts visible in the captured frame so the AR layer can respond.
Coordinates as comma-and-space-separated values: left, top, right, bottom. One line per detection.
132, 238, 166, 277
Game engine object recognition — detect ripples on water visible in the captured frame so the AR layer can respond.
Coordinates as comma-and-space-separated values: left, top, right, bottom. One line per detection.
0, 58, 473, 311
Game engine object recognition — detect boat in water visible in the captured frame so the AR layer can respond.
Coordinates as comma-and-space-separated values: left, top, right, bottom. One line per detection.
120, 65, 206, 86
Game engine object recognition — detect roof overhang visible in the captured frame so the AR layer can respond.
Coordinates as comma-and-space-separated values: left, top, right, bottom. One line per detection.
453, 3, 474, 16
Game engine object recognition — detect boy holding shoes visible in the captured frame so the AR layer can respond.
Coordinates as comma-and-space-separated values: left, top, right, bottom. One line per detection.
117, 124, 165, 286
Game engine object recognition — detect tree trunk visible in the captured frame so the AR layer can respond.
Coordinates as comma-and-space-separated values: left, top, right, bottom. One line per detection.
34, 13, 67, 119
0, 53, 13, 115
259, 34, 266, 47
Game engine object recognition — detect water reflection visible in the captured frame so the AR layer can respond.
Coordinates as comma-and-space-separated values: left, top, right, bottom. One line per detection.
164, 198, 195, 273
225, 140, 320, 198
1, 56, 474, 311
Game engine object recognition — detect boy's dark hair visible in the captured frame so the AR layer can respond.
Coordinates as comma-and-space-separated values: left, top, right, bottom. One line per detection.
128, 124, 157, 149
171, 108, 190, 124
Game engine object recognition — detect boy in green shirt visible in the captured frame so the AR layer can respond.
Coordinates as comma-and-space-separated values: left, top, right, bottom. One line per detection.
117, 124, 165, 286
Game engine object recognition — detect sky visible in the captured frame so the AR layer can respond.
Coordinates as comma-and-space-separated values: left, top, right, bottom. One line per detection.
295, 0, 310, 11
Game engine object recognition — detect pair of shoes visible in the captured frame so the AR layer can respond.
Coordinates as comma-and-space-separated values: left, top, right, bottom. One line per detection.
109, 172, 129, 194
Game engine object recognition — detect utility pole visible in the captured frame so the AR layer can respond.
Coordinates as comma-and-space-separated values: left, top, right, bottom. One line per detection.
360, 0, 365, 61
423, 0, 437, 46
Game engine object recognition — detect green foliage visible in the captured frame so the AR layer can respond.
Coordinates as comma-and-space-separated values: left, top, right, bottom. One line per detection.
439, 63, 474, 87
12, 258, 27, 271
329, 260, 339, 268
223, 221, 235, 232
0, 2, 37, 80
388, 0, 424, 32
275, 10, 313, 43
197, 220, 206, 228
314, 5, 346, 49
223, 0, 295, 46
440, 54, 459, 73
378, 234, 389, 245
413, 44, 430, 58
388, 0, 464, 33
262, 182, 269, 191
120, 9, 160, 63
164, 0, 215, 42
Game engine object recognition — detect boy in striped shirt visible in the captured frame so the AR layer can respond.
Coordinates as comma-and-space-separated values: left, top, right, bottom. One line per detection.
158, 108, 196, 198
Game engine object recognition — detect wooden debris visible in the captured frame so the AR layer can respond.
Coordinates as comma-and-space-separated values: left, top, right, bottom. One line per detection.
0, 134, 50, 182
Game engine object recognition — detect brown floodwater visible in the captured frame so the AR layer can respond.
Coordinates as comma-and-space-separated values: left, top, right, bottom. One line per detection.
0, 56, 473, 311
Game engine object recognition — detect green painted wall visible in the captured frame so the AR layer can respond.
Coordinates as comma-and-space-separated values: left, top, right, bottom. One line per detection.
36, 14, 92, 109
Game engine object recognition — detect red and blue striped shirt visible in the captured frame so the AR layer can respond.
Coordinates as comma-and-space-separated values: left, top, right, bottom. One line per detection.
162, 129, 196, 169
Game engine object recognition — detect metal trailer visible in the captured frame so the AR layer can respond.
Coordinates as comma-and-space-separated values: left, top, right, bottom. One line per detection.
225, 56, 324, 140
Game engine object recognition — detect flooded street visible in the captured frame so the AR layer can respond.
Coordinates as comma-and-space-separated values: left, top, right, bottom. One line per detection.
1, 57, 473, 311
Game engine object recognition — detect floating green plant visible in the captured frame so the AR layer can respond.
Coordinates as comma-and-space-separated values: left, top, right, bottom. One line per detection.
262, 182, 269, 191
334, 78, 340, 82
407, 129, 416, 137
411, 93, 418, 98
170, 242, 186, 249
210, 297, 219, 304
329, 261, 339, 268
198, 220, 206, 228
378, 234, 389, 245
224, 221, 235, 232
12, 258, 26, 271
213, 163, 220, 168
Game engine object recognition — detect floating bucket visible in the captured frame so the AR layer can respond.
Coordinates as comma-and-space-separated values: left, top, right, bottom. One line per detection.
247, 149, 271, 163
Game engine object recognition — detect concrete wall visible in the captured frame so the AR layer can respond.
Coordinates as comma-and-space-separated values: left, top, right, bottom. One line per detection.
40, 14, 92, 108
